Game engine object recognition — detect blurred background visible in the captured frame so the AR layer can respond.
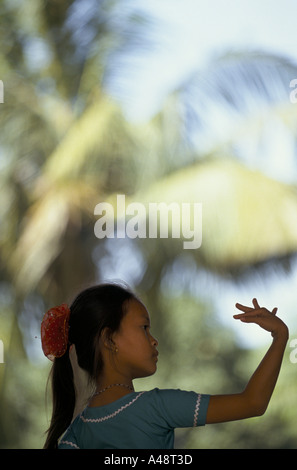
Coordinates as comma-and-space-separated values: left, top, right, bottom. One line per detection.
1, 0, 297, 448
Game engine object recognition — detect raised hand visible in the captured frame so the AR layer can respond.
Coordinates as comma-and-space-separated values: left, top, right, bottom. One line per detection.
206, 297, 289, 424
233, 298, 288, 339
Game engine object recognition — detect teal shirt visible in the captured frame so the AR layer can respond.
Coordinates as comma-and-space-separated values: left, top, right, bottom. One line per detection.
58, 388, 210, 449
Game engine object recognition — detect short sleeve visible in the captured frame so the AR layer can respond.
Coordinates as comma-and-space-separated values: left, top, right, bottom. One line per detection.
154, 389, 210, 429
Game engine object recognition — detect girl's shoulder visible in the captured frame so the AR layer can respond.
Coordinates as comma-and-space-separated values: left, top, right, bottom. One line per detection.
72, 388, 167, 424
82, 390, 148, 420
82, 387, 206, 414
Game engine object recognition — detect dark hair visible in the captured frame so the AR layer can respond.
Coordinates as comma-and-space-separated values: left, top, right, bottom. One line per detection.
43, 281, 138, 449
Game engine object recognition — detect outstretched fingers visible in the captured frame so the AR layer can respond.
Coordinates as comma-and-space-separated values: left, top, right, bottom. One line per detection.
252, 298, 260, 309
233, 298, 278, 324
233, 298, 286, 337
235, 298, 260, 313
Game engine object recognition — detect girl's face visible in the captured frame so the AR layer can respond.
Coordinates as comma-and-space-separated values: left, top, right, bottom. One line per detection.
112, 299, 159, 380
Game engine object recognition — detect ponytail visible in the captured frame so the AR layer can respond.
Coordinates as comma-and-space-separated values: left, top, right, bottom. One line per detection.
44, 348, 75, 448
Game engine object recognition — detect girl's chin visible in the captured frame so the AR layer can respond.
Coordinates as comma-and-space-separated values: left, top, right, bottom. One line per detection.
134, 366, 157, 380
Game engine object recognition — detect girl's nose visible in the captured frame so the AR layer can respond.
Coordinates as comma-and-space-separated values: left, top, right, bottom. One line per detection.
151, 334, 158, 347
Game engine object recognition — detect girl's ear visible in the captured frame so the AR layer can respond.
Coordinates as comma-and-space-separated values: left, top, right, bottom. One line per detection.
100, 327, 117, 351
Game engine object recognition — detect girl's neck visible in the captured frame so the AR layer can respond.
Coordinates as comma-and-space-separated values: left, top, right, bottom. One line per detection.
95, 383, 134, 395
88, 383, 134, 408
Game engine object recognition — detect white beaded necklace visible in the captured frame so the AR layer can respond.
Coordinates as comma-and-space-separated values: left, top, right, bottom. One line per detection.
93, 383, 134, 396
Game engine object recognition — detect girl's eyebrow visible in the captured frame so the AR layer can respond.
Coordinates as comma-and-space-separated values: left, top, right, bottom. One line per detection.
141, 314, 150, 324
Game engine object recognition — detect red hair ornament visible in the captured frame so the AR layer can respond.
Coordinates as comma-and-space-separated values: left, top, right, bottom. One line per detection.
41, 303, 71, 361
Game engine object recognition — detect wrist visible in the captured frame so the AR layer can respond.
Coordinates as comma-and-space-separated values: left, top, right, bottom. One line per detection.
271, 325, 289, 342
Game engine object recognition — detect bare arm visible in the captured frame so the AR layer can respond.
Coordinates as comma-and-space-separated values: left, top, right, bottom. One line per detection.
206, 298, 289, 424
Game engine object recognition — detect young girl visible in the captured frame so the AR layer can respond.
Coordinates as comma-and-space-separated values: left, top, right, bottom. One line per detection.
41, 282, 289, 449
